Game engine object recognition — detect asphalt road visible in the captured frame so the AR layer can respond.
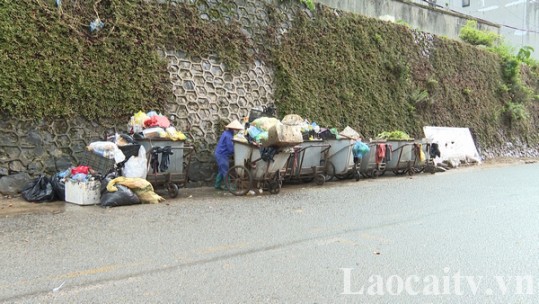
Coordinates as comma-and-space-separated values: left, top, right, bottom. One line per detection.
1, 163, 538, 303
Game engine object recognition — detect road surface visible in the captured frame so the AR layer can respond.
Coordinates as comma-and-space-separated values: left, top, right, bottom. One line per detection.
1, 163, 538, 303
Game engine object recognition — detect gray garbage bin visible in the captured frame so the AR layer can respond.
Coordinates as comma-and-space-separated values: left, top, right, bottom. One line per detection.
137, 138, 193, 198
284, 140, 331, 185
326, 138, 360, 181
359, 140, 387, 178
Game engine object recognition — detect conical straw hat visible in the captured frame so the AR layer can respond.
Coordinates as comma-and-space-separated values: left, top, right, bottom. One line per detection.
226, 119, 244, 130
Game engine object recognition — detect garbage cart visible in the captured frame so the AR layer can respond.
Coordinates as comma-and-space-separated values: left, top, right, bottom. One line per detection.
138, 139, 194, 198
384, 140, 417, 176
226, 140, 291, 196
283, 141, 332, 185
326, 138, 360, 181
359, 141, 388, 178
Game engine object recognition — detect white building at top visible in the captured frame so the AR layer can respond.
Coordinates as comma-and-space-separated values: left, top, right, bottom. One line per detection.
417, 0, 539, 59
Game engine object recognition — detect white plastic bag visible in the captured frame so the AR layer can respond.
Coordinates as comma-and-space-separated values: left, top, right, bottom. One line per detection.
122, 146, 148, 178
88, 141, 126, 163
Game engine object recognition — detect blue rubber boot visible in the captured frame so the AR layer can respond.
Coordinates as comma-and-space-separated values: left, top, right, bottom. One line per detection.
214, 174, 223, 190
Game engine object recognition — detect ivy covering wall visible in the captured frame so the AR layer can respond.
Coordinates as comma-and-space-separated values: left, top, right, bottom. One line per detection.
273, 6, 538, 145
0, 0, 251, 120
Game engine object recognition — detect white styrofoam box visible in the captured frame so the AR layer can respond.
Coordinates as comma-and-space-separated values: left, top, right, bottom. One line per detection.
65, 179, 101, 206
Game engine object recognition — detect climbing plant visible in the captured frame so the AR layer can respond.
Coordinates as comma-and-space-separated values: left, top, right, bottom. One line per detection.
273, 7, 424, 137
271, 6, 537, 146
0, 0, 251, 120
459, 20, 500, 47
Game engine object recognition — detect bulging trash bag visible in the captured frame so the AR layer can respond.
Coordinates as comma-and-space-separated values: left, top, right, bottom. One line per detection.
21, 175, 56, 202
122, 145, 148, 178
50, 172, 67, 201
353, 141, 370, 158
100, 184, 141, 207
133, 185, 165, 204
107, 177, 164, 204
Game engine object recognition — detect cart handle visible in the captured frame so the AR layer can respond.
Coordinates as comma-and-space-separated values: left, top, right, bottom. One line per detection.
327, 141, 358, 159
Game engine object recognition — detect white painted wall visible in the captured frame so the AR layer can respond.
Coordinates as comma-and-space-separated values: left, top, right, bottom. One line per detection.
411, 0, 539, 59
315, 0, 500, 42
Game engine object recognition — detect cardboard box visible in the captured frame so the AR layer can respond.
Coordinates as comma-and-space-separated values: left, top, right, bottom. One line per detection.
65, 179, 101, 205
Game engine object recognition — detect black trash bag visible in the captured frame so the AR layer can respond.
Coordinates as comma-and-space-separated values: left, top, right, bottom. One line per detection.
160, 146, 173, 172
50, 173, 66, 201
260, 147, 278, 162
100, 184, 141, 207
150, 147, 161, 174
430, 143, 441, 158
318, 129, 337, 140
21, 175, 56, 203
100, 172, 118, 195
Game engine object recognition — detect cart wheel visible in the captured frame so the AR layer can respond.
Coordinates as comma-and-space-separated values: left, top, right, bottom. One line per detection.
226, 165, 252, 196
269, 171, 282, 194
302, 177, 315, 183
353, 170, 361, 181
324, 161, 336, 182
167, 183, 179, 198
393, 169, 406, 176
269, 181, 281, 194
335, 172, 350, 180
407, 168, 415, 176
315, 173, 325, 186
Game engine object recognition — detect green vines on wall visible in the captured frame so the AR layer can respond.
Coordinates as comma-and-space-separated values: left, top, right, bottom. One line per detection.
272, 7, 539, 145
458, 21, 539, 136
0, 0, 251, 121
274, 8, 423, 138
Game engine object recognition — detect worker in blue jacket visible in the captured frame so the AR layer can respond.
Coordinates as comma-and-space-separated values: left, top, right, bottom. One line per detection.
214, 119, 244, 190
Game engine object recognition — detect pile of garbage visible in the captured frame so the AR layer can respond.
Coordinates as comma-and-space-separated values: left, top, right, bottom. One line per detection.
17, 109, 191, 207
20, 169, 164, 208
19, 132, 164, 207
236, 114, 304, 147
127, 110, 186, 141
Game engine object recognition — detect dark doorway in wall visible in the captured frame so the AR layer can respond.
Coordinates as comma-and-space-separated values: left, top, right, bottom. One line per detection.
462, 0, 470, 7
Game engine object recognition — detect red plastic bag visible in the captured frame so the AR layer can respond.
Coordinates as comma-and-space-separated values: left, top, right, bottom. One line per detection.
71, 165, 90, 175
144, 115, 170, 128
